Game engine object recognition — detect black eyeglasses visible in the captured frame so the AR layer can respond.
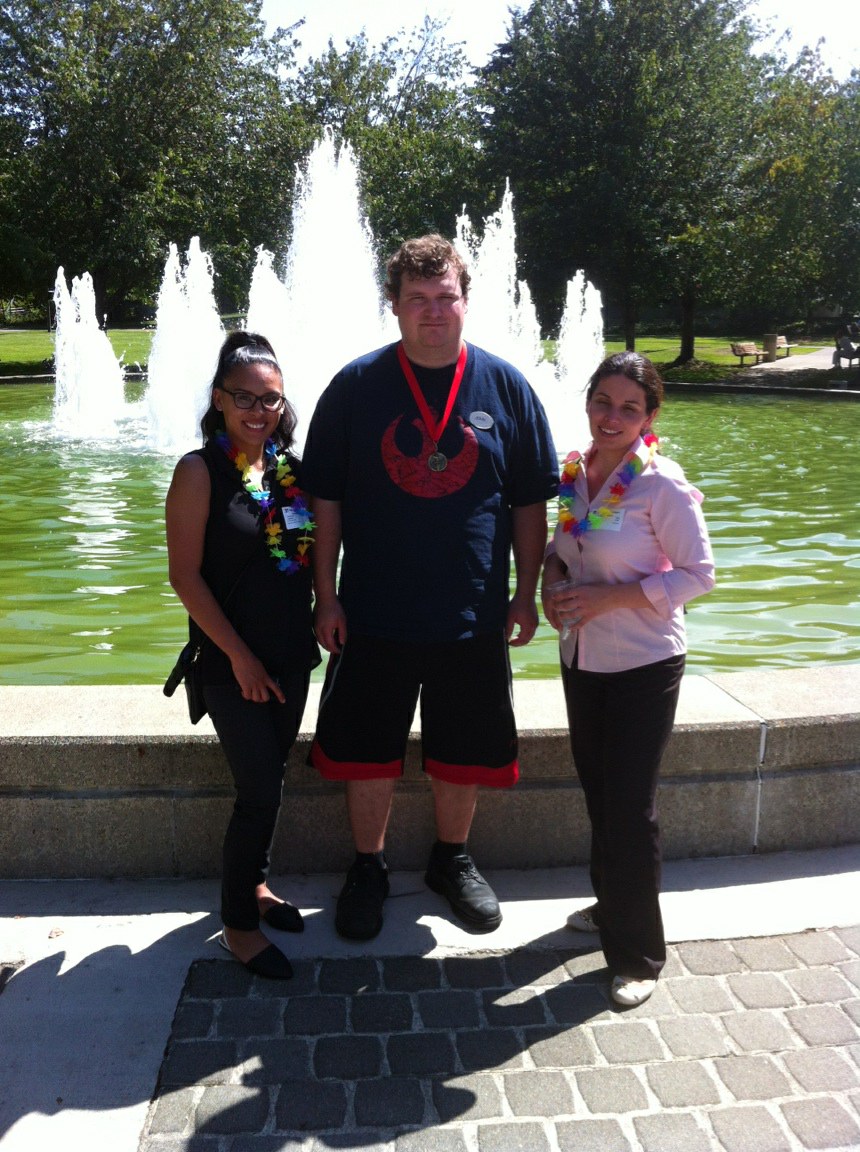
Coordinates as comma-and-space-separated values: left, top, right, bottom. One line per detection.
219, 387, 285, 412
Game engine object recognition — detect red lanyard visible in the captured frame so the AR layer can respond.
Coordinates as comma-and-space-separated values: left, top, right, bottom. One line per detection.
396, 341, 468, 449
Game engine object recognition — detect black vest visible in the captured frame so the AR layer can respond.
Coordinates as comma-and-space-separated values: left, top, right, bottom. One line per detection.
191, 441, 319, 684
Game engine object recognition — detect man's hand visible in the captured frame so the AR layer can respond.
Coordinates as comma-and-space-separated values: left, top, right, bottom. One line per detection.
506, 593, 539, 647
314, 597, 347, 653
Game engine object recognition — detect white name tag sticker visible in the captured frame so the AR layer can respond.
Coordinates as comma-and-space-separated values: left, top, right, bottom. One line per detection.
283, 506, 306, 530
599, 510, 625, 531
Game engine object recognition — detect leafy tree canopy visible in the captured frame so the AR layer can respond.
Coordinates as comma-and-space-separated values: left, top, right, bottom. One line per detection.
477, 0, 766, 348
286, 18, 486, 253
0, 0, 305, 316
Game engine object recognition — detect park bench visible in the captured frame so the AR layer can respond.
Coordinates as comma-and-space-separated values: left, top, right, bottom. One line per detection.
775, 335, 798, 356
731, 341, 765, 366
834, 338, 860, 367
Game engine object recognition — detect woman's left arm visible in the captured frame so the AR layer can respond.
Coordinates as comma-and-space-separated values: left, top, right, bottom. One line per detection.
639, 475, 715, 618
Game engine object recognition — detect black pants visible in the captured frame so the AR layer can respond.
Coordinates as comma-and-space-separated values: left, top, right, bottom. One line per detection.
561, 653, 685, 981
204, 672, 311, 931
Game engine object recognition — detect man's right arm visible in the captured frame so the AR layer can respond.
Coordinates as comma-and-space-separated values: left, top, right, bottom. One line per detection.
311, 497, 347, 653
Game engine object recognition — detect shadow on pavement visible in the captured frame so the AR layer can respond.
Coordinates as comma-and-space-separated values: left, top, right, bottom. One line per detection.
147, 929, 611, 1145
0, 913, 218, 1140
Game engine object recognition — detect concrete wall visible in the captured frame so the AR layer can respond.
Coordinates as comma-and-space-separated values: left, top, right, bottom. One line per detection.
0, 666, 857, 878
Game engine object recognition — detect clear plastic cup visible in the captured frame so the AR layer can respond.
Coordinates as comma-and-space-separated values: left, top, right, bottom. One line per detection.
544, 577, 582, 641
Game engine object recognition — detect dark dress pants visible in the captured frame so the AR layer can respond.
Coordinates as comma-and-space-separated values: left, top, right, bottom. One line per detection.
204, 671, 311, 931
561, 653, 685, 980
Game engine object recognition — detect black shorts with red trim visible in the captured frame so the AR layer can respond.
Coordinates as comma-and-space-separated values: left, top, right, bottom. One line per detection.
310, 631, 518, 787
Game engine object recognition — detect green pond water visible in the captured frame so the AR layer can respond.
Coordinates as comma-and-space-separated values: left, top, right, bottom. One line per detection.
1, 382, 858, 684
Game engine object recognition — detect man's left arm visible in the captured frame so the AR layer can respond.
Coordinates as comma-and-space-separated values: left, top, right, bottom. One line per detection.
506, 501, 549, 647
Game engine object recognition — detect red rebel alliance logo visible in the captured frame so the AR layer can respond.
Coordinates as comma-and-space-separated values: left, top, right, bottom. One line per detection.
381, 413, 479, 498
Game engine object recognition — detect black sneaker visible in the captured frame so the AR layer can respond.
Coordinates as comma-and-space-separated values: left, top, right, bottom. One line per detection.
425, 852, 502, 933
335, 856, 390, 940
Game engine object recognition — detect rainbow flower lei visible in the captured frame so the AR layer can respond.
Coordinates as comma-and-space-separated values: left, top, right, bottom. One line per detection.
216, 432, 315, 574
558, 433, 658, 538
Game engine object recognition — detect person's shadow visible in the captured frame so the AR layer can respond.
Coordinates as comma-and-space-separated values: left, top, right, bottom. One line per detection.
155, 922, 610, 1146
0, 912, 219, 1140
1, 899, 611, 1147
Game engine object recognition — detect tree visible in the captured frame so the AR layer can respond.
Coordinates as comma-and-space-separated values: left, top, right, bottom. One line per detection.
731, 50, 858, 331
827, 73, 860, 318
0, 0, 306, 318
476, 0, 764, 354
287, 19, 486, 257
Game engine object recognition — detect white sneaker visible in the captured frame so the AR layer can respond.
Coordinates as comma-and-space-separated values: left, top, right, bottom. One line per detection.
566, 904, 599, 932
611, 975, 656, 1006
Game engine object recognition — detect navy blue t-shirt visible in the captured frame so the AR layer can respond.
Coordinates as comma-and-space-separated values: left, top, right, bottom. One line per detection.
302, 341, 558, 642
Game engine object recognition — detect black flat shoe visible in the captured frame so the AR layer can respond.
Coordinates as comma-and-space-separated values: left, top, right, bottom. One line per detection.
218, 931, 293, 980
261, 901, 304, 933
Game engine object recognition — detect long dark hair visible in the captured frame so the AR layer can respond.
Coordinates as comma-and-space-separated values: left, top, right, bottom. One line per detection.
200, 331, 298, 451
585, 351, 664, 415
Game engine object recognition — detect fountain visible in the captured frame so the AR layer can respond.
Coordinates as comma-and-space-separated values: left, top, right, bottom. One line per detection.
246, 130, 395, 450
52, 268, 126, 440
145, 237, 224, 455
455, 182, 596, 452
557, 272, 605, 396
455, 182, 545, 373
51, 133, 600, 455
6, 140, 854, 902
20, 131, 855, 687
241, 136, 600, 453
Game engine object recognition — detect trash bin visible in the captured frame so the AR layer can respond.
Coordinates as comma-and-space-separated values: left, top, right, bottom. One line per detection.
763, 333, 778, 362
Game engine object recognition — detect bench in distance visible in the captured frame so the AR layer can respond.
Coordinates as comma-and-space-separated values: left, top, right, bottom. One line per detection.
731, 341, 765, 366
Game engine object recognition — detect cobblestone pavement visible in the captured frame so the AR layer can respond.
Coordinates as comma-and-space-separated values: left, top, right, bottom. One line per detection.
140, 926, 860, 1152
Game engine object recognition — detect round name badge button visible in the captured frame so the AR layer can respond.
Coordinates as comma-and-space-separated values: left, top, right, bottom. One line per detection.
469, 411, 494, 430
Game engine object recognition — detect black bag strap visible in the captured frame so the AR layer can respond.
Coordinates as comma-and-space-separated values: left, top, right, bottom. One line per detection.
165, 561, 256, 699
188, 556, 257, 654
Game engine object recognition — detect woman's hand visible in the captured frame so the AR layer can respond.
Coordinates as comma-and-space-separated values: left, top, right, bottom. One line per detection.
554, 581, 651, 627
542, 579, 580, 633
541, 554, 577, 633
229, 648, 286, 704
560, 583, 614, 626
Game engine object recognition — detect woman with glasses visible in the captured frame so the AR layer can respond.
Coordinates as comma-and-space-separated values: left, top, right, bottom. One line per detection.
166, 331, 319, 979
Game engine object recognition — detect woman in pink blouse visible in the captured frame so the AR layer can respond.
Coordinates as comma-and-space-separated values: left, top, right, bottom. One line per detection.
542, 352, 715, 1007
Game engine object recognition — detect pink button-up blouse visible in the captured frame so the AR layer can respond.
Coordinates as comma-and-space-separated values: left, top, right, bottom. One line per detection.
546, 436, 715, 673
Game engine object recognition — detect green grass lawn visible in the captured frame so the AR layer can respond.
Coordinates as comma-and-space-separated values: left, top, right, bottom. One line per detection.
0, 328, 153, 377
0, 327, 831, 382
605, 336, 831, 383
543, 335, 830, 382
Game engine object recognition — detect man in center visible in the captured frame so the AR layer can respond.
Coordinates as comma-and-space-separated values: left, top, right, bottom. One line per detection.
302, 234, 558, 940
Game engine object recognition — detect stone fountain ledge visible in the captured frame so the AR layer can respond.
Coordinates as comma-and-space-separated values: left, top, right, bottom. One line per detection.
0, 666, 857, 879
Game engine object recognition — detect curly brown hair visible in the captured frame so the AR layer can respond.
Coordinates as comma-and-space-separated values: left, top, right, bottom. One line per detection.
384, 234, 471, 302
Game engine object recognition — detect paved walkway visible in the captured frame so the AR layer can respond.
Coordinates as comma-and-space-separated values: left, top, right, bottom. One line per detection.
734, 346, 838, 379
144, 927, 860, 1152
1, 848, 859, 1151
